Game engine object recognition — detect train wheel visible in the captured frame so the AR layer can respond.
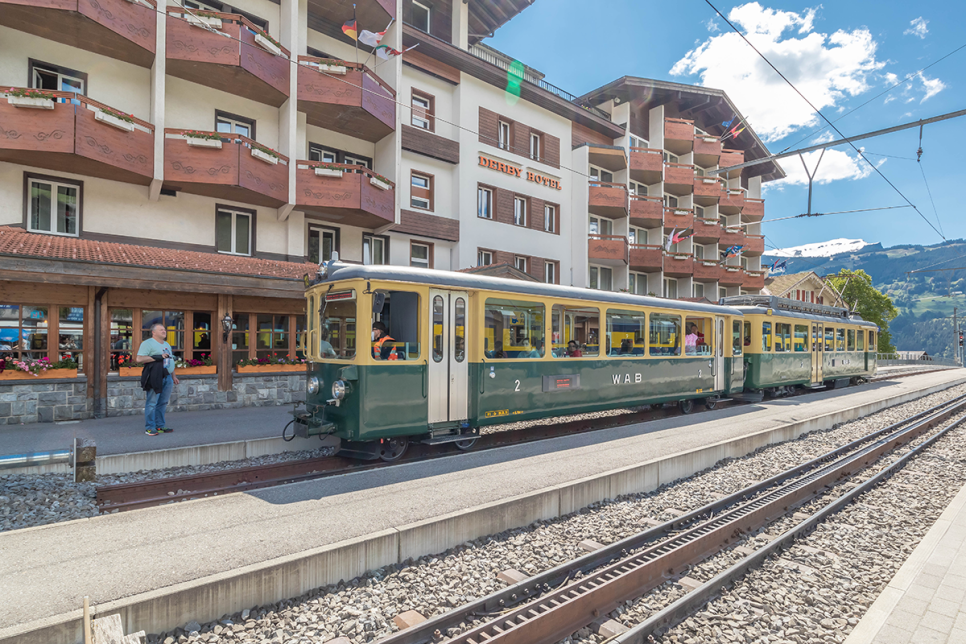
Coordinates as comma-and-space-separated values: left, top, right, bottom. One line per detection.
379, 438, 408, 462
679, 399, 694, 414
704, 398, 717, 410
454, 437, 479, 451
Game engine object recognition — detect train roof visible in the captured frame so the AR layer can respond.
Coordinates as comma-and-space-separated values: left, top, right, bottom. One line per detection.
722, 295, 879, 329
319, 262, 744, 317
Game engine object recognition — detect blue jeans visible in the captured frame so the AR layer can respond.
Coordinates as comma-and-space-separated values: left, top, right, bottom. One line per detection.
144, 374, 174, 431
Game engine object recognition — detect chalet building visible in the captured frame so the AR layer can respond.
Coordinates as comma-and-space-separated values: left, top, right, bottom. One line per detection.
762, 272, 846, 308
0, 0, 782, 425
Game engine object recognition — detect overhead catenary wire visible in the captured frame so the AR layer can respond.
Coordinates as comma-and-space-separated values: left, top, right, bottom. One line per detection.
703, 0, 945, 241
761, 205, 912, 223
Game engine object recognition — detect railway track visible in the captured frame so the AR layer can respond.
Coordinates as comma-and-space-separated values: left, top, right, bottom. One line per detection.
95, 370, 954, 513
369, 394, 966, 644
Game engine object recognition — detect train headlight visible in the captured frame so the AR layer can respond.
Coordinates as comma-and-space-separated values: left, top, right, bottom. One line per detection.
331, 380, 347, 400
307, 376, 321, 395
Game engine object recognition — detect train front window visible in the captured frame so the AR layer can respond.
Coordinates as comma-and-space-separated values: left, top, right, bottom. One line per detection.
684, 317, 711, 356
371, 290, 420, 361
319, 290, 356, 360
743, 321, 751, 348
869, 331, 876, 351
732, 320, 742, 356
794, 325, 808, 352
606, 309, 646, 356
649, 313, 681, 356
761, 322, 772, 352
552, 305, 599, 357
484, 299, 545, 359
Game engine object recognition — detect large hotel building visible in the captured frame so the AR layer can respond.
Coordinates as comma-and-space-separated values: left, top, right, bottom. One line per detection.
0, 0, 784, 424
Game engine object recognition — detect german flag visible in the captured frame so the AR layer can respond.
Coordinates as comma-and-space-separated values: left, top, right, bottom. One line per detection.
341, 19, 357, 40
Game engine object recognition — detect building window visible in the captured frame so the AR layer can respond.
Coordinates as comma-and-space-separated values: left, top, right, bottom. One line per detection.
411, 242, 432, 268
27, 176, 80, 237
694, 205, 704, 219
344, 153, 370, 169
411, 91, 434, 131
589, 166, 613, 183
663, 152, 678, 164
693, 283, 705, 298
513, 197, 527, 226
30, 59, 86, 94
478, 250, 493, 266
142, 310, 185, 360
629, 227, 646, 245
694, 244, 704, 260
590, 266, 612, 291
630, 135, 648, 149
589, 216, 613, 236
363, 235, 388, 265
308, 144, 372, 169
630, 181, 647, 196
0, 305, 85, 369
530, 132, 541, 161
411, 0, 431, 32
545, 261, 557, 284
719, 287, 728, 300
410, 172, 433, 210
498, 121, 510, 150
216, 208, 252, 256
478, 187, 493, 219
629, 273, 647, 295
308, 226, 338, 264
308, 145, 337, 164
664, 194, 679, 208
544, 204, 556, 233
663, 277, 678, 299
215, 111, 255, 138
514, 256, 528, 273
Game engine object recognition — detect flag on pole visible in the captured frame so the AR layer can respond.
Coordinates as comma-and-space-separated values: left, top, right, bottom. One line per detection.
770, 259, 787, 276
342, 19, 358, 40
720, 244, 743, 259
665, 228, 677, 251
672, 227, 694, 244
359, 21, 392, 47
374, 44, 416, 60
721, 115, 736, 129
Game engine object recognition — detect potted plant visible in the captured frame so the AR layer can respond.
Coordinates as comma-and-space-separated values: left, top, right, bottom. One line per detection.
254, 29, 282, 56
183, 130, 223, 149
369, 172, 392, 191
95, 107, 136, 132
175, 354, 217, 375
0, 356, 78, 380
6, 87, 56, 110
312, 163, 344, 178
185, 10, 223, 28
236, 354, 307, 373
116, 354, 142, 377
313, 58, 347, 75
250, 143, 279, 165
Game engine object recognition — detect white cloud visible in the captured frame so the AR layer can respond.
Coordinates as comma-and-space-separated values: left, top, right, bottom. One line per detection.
705, 18, 720, 33
670, 2, 884, 142
765, 148, 881, 192
919, 72, 945, 102
904, 17, 929, 39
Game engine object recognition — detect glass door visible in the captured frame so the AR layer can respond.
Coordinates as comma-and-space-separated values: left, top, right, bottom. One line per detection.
428, 289, 468, 425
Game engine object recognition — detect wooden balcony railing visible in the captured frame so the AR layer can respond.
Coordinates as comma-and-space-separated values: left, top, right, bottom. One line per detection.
719, 266, 745, 286
744, 269, 766, 290
588, 234, 628, 264
629, 194, 663, 228
629, 147, 663, 182
628, 244, 664, 272
588, 180, 628, 217
663, 252, 694, 277
743, 197, 765, 221
692, 259, 722, 281
296, 161, 395, 228
664, 207, 694, 231
664, 162, 695, 194
744, 234, 765, 255
692, 217, 721, 242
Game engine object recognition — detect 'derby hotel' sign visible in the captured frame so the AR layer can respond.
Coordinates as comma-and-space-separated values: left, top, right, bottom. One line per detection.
479, 155, 562, 190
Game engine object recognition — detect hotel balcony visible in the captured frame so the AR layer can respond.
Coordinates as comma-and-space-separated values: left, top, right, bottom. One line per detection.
163, 130, 289, 207
306, 0, 394, 30
628, 244, 663, 272
719, 189, 746, 215
629, 195, 663, 229
719, 266, 744, 287
298, 57, 396, 143
693, 259, 722, 282
693, 134, 722, 167
693, 176, 724, 206
629, 147, 662, 184
664, 253, 693, 278
0, 0, 156, 67
742, 198, 764, 223
588, 144, 626, 172
744, 269, 766, 291
295, 162, 395, 229
0, 91, 154, 184
719, 227, 745, 249
588, 234, 628, 266
663, 208, 694, 233
744, 234, 765, 256
664, 117, 694, 155
588, 181, 628, 218
692, 218, 721, 243
166, 10, 290, 107
718, 149, 744, 178
663, 162, 695, 196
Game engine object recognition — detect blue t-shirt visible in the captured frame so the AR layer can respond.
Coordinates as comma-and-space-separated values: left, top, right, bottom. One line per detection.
137, 338, 175, 374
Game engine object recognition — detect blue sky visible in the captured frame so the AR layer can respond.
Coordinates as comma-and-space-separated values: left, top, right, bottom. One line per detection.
488, 1, 963, 252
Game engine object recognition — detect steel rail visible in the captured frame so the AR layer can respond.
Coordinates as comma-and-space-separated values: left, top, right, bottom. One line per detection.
373, 394, 966, 644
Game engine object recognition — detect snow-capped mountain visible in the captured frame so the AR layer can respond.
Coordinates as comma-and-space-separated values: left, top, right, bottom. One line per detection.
767, 238, 872, 258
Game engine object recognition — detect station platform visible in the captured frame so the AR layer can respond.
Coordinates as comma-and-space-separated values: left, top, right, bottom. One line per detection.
2, 369, 965, 644
845, 479, 966, 644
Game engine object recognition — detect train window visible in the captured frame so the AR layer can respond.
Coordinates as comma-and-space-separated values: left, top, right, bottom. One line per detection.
743, 322, 751, 348
857, 330, 865, 351
824, 328, 834, 352
371, 290, 420, 360
455, 298, 466, 363
732, 320, 742, 356
319, 290, 356, 360
607, 309, 646, 357
774, 323, 790, 352
761, 322, 772, 352
484, 299, 545, 359
551, 305, 599, 357
684, 317, 712, 356
836, 328, 845, 352
847, 329, 856, 351
432, 296, 444, 362
869, 331, 876, 351
794, 325, 808, 352
649, 313, 681, 356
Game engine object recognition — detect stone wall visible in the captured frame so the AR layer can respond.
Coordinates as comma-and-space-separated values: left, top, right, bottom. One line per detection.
0, 378, 92, 425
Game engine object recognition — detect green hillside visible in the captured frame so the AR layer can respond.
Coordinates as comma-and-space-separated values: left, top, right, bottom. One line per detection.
763, 239, 966, 360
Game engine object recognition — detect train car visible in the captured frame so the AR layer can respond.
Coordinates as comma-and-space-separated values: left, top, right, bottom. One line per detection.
293, 260, 747, 460
721, 295, 878, 395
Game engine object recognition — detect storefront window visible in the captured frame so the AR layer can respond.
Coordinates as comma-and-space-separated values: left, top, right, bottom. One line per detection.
256, 314, 289, 361
142, 310, 185, 359
231, 313, 250, 366
110, 309, 134, 370
58, 307, 84, 367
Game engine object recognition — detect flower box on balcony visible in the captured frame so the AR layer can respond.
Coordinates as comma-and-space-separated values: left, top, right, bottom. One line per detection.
95, 111, 135, 132
179, 366, 217, 375
318, 63, 347, 75
186, 14, 222, 28
8, 96, 55, 110
251, 147, 278, 165
0, 369, 77, 381
186, 137, 222, 149
236, 364, 305, 374
255, 33, 282, 56
370, 176, 391, 191
314, 167, 343, 177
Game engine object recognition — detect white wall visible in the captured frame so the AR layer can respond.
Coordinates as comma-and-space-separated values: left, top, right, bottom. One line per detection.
401, 151, 457, 218
165, 77, 280, 149
401, 67, 458, 140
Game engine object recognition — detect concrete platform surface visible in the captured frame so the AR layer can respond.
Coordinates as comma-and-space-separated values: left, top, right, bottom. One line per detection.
1, 370, 965, 634
845, 479, 966, 644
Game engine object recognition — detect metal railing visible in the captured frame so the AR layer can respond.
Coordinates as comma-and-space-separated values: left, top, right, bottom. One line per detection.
877, 354, 961, 367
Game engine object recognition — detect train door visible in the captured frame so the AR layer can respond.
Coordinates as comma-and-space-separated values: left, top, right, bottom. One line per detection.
428, 289, 469, 425
714, 316, 725, 391
811, 323, 823, 384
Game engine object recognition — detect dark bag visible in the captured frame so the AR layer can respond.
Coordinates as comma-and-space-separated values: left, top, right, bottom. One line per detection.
140, 359, 166, 394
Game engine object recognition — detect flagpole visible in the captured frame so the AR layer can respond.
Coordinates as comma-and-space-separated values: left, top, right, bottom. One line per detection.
353, 4, 358, 64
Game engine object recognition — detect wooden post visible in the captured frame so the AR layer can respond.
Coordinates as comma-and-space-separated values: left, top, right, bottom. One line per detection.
216, 294, 233, 392
98, 290, 110, 412
85, 287, 96, 402
83, 596, 91, 644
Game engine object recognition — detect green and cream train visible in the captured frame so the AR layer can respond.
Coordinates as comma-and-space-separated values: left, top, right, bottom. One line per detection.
291, 261, 877, 461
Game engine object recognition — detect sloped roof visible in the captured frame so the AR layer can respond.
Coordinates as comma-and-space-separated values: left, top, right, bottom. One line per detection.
458, 262, 539, 282
764, 271, 846, 307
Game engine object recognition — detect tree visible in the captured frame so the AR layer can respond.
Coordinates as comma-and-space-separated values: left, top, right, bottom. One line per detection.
825, 269, 899, 354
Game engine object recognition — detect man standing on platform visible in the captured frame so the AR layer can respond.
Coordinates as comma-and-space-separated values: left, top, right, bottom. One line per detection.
136, 323, 180, 436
